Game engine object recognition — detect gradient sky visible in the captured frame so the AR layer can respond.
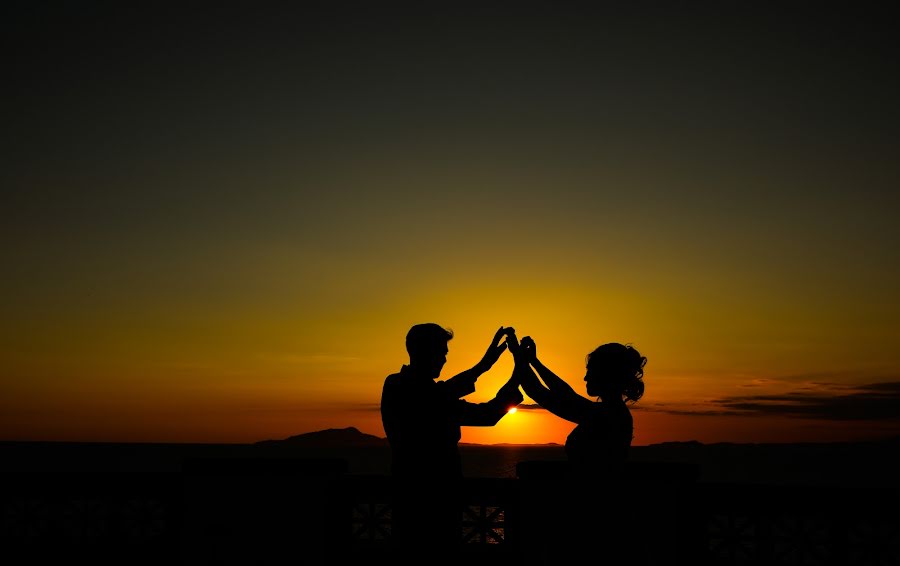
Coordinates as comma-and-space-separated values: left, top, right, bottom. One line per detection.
3, 2, 899, 445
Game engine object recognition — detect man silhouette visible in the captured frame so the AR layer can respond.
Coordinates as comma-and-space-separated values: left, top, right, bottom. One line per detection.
381, 323, 522, 556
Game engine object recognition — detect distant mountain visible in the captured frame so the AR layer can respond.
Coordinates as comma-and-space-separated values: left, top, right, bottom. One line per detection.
255, 427, 388, 447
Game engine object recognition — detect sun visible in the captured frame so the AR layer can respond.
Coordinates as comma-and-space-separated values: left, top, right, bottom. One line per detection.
507, 407, 517, 415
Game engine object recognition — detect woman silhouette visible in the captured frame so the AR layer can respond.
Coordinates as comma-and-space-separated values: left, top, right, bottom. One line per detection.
511, 334, 646, 476
509, 332, 647, 564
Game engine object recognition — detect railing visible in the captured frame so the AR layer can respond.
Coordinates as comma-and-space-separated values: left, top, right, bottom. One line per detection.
0, 471, 182, 565
698, 482, 900, 566
2, 459, 897, 565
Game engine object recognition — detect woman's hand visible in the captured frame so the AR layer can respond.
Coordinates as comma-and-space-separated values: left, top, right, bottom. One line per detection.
520, 336, 537, 364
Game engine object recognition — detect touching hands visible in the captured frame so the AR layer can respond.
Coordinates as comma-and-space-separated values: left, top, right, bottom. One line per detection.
483, 327, 524, 407
505, 328, 532, 365
476, 326, 536, 371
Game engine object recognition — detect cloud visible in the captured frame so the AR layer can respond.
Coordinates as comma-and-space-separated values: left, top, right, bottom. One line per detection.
634, 404, 733, 417
649, 381, 900, 421
737, 379, 773, 388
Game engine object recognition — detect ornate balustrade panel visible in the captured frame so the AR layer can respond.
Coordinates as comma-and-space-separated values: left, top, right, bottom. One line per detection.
1, 472, 181, 565
336, 475, 520, 562
699, 483, 900, 566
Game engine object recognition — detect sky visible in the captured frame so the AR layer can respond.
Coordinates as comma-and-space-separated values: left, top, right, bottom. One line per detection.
3, 2, 899, 445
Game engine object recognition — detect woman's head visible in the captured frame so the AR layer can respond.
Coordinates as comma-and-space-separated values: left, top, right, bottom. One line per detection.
584, 343, 646, 402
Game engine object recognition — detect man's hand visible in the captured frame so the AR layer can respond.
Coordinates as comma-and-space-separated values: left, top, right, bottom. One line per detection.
497, 373, 524, 408
507, 328, 533, 365
505, 327, 520, 356
509, 385, 524, 406
476, 326, 511, 372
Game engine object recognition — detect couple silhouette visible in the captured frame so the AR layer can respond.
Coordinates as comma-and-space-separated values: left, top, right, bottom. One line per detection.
380, 322, 647, 560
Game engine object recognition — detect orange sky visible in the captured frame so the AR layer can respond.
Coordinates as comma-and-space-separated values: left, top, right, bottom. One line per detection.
2, 3, 899, 445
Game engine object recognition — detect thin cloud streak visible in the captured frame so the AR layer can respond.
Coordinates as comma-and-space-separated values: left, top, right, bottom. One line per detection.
645, 381, 900, 421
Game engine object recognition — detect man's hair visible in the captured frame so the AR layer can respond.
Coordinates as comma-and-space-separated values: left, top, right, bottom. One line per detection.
405, 323, 453, 357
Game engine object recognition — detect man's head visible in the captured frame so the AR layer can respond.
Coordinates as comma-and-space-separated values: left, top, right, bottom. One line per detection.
406, 323, 453, 379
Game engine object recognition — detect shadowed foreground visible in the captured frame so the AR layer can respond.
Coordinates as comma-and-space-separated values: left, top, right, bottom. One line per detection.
2, 451, 898, 566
